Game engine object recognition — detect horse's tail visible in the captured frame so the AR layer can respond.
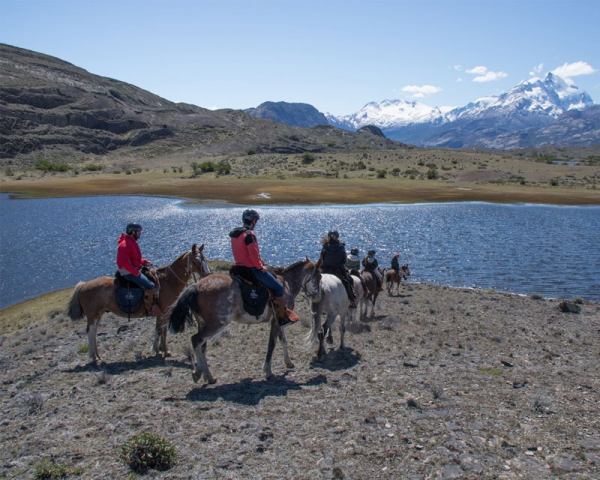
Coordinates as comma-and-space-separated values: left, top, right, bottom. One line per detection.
168, 284, 201, 333
66, 282, 85, 321
304, 301, 322, 349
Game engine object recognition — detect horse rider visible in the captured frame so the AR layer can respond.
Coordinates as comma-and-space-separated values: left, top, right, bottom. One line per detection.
117, 223, 158, 315
391, 252, 401, 277
229, 209, 297, 327
319, 230, 357, 308
363, 249, 384, 292
347, 247, 370, 295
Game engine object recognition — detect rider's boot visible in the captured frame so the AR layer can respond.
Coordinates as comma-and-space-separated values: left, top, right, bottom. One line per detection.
273, 297, 299, 328
143, 290, 155, 316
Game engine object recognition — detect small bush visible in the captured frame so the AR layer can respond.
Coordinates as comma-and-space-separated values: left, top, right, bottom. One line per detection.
35, 159, 70, 172
121, 433, 177, 473
77, 344, 90, 354
426, 168, 439, 179
216, 161, 231, 175
376, 169, 387, 178
26, 392, 44, 415
246, 149, 257, 155
301, 152, 315, 164
34, 460, 83, 479
83, 164, 103, 171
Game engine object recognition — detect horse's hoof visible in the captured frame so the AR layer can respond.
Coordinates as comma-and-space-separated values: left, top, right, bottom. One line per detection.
207, 377, 217, 385
192, 371, 200, 383
326, 336, 334, 345
163, 350, 172, 358
286, 362, 295, 369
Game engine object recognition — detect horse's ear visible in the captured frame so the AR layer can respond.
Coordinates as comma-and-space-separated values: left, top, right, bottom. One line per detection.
199, 243, 205, 252
315, 257, 323, 269
305, 256, 310, 262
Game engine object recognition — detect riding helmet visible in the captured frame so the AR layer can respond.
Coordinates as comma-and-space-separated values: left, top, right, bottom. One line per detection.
126, 223, 142, 234
328, 230, 339, 239
242, 209, 260, 225
350, 248, 359, 255
368, 249, 376, 256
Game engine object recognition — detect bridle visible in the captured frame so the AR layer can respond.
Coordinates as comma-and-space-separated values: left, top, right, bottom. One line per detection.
302, 271, 322, 300
167, 250, 209, 285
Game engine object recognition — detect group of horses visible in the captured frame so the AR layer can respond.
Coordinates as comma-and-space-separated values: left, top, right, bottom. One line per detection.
66, 245, 410, 384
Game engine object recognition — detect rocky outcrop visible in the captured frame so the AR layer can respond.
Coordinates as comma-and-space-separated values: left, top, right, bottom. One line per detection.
245, 101, 329, 128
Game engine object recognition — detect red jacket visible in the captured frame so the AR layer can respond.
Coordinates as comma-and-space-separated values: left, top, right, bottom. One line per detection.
229, 227, 264, 270
117, 233, 149, 276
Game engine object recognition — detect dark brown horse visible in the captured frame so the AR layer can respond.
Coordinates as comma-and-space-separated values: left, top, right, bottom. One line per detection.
360, 268, 384, 318
167, 259, 319, 383
67, 244, 209, 365
384, 264, 411, 295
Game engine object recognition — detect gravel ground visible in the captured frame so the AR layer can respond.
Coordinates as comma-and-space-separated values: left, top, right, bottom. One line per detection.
1, 283, 599, 479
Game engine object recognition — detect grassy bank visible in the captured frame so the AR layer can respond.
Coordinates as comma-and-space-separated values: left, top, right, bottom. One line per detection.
2, 149, 599, 205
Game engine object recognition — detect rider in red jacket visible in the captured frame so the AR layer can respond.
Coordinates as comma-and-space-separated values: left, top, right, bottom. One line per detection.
229, 209, 297, 327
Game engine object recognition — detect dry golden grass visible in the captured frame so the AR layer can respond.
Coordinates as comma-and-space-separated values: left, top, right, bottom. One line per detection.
2, 148, 599, 205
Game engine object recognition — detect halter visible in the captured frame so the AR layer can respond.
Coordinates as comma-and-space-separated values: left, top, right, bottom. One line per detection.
167, 249, 209, 285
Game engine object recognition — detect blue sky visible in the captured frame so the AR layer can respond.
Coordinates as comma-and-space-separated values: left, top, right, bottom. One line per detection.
1, 0, 598, 115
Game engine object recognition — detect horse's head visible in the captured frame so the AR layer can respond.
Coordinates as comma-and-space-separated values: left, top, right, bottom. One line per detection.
189, 243, 211, 277
303, 263, 322, 302
401, 264, 410, 279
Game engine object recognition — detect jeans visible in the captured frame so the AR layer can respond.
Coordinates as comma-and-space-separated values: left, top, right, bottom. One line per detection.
123, 272, 155, 290
251, 268, 284, 297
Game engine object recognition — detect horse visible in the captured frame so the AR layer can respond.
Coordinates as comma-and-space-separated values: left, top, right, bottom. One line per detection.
384, 264, 411, 295
167, 259, 319, 383
67, 244, 210, 365
304, 272, 364, 361
360, 268, 384, 318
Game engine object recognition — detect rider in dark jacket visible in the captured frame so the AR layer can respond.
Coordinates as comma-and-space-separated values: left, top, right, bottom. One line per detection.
363, 249, 383, 292
319, 230, 357, 308
391, 253, 400, 276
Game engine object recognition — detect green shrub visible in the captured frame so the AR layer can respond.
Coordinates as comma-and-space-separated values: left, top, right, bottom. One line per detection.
327, 141, 336, 147
83, 164, 103, 171
301, 152, 315, 164
121, 433, 176, 474
34, 460, 83, 479
216, 161, 231, 175
35, 159, 70, 172
4, 167, 14, 176
376, 169, 387, 178
426, 168, 438, 179
246, 149, 257, 155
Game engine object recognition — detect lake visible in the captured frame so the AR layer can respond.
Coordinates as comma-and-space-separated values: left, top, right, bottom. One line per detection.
1, 193, 599, 309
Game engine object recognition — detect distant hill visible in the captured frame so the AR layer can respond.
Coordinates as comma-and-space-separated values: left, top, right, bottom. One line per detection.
245, 101, 328, 128
0, 44, 402, 162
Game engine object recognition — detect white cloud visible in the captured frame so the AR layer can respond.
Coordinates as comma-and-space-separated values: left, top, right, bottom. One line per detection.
456, 78, 463, 83
401, 85, 442, 98
552, 61, 596, 79
529, 63, 544, 76
465, 65, 507, 82
453, 65, 462, 71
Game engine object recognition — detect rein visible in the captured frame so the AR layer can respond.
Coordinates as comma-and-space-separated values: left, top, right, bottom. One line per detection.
166, 250, 206, 286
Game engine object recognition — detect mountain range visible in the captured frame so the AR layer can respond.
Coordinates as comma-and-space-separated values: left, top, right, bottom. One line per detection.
247, 74, 599, 149
0, 44, 400, 161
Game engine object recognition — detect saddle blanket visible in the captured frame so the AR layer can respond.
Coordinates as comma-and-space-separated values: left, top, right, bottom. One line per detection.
116, 286, 144, 314
232, 277, 270, 317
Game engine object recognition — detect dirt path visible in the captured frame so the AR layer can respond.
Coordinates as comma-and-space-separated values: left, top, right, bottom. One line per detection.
1, 283, 599, 479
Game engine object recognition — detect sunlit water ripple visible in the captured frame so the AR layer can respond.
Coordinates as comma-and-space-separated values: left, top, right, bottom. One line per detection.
1, 193, 599, 308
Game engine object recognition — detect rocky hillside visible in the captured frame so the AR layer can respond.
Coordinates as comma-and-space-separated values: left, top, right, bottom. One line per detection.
0, 44, 402, 162
245, 101, 329, 128
0, 280, 598, 478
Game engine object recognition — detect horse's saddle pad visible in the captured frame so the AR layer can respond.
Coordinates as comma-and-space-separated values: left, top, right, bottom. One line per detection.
232, 277, 270, 317
116, 286, 144, 314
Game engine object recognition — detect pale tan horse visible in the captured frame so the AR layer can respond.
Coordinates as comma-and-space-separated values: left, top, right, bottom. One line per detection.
384, 264, 411, 295
67, 244, 209, 365
360, 269, 384, 318
167, 259, 319, 383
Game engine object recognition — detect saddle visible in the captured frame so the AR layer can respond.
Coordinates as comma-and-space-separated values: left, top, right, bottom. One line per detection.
114, 271, 144, 314
229, 266, 271, 317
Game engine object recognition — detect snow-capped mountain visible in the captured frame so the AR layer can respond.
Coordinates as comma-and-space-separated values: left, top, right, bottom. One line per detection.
325, 73, 596, 148
326, 99, 447, 130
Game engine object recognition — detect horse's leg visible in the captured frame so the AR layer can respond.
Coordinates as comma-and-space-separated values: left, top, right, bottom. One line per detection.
191, 331, 216, 384
370, 295, 376, 317
278, 329, 294, 369
153, 314, 170, 357
86, 314, 102, 366
263, 322, 278, 379
339, 313, 347, 350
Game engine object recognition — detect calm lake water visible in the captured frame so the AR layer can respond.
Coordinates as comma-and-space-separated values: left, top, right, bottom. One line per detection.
1, 193, 599, 309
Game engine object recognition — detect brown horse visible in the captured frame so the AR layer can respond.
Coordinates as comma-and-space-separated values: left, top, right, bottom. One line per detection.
360, 269, 384, 318
67, 244, 209, 365
384, 264, 411, 295
167, 259, 319, 383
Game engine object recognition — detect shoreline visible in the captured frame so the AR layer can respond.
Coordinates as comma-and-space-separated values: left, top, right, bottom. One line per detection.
2, 172, 600, 206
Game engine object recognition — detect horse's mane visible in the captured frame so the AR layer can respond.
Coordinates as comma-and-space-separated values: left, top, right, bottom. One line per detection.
155, 250, 188, 277
269, 259, 309, 275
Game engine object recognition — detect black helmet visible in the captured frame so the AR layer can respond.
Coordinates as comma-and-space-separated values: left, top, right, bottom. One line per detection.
242, 209, 260, 225
350, 248, 359, 255
368, 249, 376, 256
126, 223, 142, 234
328, 230, 339, 239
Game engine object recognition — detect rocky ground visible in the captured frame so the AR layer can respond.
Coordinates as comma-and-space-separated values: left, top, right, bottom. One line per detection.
1, 282, 599, 479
